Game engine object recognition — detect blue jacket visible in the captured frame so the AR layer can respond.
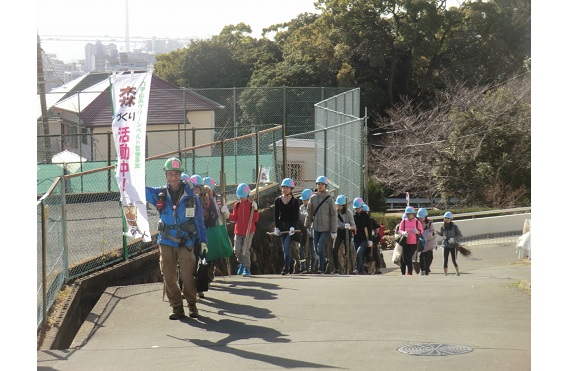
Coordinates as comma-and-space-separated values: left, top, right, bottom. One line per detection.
146, 182, 207, 248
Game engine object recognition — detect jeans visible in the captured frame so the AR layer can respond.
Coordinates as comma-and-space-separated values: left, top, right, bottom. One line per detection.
280, 234, 293, 270
313, 230, 331, 272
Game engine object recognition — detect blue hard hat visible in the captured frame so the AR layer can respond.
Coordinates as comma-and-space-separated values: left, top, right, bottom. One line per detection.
353, 197, 364, 209
402, 213, 407, 220
190, 174, 203, 187
363, 204, 370, 212
315, 175, 328, 185
417, 208, 428, 218
443, 211, 453, 219
405, 206, 415, 214
281, 178, 295, 188
203, 177, 216, 190
300, 188, 313, 200
335, 195, 347, 205
236, 183, 250, 198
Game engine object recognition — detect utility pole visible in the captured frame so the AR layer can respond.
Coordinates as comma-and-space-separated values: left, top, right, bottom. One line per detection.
37, 34, 53, 163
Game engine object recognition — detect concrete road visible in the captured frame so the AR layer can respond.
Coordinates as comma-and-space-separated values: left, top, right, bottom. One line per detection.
38, 241, 531, 371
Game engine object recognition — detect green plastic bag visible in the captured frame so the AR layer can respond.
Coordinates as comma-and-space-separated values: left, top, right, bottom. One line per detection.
205, 224, 233, 260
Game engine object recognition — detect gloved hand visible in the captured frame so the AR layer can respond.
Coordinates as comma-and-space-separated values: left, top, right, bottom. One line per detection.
331, 232, 337, 239
183, 177, 194, 189
368, 240, 373, 247
252, 201, 258, 211
402, 231, 409, 237
220, 205, 229, 217
344, 223, 351, 229
274, 227, 280, 236
289, 227, 295, 236
449, 237, 455, 244
200, 242, 208, 255
413, 228, 419, 234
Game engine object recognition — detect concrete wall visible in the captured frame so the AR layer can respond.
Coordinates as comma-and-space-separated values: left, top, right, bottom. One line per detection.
432, 213, 531, 239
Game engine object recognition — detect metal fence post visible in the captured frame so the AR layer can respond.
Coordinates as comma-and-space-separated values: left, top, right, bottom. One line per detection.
41, 199, 47, 327
61, 173, 69, 282
107, 131, 112, 192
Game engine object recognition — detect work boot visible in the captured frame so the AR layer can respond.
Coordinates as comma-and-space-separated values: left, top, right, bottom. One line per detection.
188, 303, 199, 318
169, 305, 185, 320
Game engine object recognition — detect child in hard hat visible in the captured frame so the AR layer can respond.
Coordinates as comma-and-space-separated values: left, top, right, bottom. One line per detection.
273, 178, 301, 275
227, 183, 259, 277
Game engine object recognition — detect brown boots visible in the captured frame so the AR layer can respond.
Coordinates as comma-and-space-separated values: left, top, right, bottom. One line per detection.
169, 303, 199, 320
169, 305, 185, 320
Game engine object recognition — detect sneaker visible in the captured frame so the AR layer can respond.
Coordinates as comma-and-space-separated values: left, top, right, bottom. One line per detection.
188, 303, 199, 318
352, 269, 359, 275
169, 305, 185, 320
281, 267, 287, 275
236, 264, 244, 275
374, 268, 382, 275
456, 272, 461, 276
243, 268, 251, 277
331, 269, 339, 275
420, 271, 425, 276
198, 292, 205, 298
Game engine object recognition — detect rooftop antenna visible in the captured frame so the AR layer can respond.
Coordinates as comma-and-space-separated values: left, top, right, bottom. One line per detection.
125, 0, 130, 52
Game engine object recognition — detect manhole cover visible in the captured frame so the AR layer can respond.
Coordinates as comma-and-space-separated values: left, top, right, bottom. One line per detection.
397, 343, 473, 356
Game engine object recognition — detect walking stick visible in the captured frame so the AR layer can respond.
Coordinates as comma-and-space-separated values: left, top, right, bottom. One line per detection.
266, 230, 302, 235
219, 171, 233, 277
413, 237, 421, 274
345, 221, 351, 275
244, 166, 263, 255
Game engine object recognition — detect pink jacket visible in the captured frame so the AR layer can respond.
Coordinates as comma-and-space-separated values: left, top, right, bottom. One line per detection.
399, 218, 424, 245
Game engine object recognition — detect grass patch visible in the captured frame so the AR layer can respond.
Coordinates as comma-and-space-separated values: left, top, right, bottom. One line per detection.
37, 284, 73, 350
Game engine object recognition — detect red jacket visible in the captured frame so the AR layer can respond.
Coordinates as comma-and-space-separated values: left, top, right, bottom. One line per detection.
228, 199, 259, 236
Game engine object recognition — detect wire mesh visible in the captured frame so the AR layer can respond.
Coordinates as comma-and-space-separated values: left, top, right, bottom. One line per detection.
36, 87, 363, 329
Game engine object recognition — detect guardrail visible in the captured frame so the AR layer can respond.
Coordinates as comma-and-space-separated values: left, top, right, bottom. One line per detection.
430, 207, 531, 245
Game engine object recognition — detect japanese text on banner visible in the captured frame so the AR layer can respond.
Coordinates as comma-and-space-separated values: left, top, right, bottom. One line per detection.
111, 71, 153, 242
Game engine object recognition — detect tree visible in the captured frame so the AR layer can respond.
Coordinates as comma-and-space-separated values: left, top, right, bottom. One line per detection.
368, 73, 530, 208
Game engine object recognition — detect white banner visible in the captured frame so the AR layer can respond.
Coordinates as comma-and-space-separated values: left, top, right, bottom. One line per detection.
111, 71, 152, 242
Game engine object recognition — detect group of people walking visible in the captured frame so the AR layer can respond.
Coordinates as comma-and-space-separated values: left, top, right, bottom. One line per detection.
146, 157, 259, 320
145, 157, 462, 320
274, 175, 385, 276
396, 206, 463, 276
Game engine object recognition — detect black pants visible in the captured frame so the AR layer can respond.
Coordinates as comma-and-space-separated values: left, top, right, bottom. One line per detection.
400, 243, 416, 275
443, 247, 458, 268
332, 228, 351, 271
420, 250, 433, 274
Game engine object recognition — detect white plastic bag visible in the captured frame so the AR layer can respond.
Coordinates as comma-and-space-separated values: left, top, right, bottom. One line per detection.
392, 243, 403, 266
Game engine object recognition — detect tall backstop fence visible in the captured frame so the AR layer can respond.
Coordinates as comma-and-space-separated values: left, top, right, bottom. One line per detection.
37, 88, 367, 330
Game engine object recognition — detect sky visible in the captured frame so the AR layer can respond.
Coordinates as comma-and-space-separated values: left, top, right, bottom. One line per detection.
37, 0, 320, 55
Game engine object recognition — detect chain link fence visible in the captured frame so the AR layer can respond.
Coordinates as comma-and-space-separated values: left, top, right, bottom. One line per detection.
37, 88, 365, 329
